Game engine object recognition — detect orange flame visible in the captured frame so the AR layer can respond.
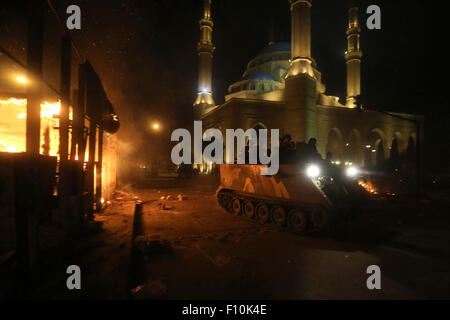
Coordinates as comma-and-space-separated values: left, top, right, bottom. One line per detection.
0, 98, 61, 156
358, 179, 378, 195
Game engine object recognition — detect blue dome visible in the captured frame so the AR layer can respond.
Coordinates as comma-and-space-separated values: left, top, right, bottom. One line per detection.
259, 42, 291, 54
242, 73, 276, 81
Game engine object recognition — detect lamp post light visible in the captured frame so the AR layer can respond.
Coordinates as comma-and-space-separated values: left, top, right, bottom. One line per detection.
16, 76, 28, 84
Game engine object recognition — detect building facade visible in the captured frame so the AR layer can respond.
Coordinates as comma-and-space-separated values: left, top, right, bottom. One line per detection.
193, 0, 420, 169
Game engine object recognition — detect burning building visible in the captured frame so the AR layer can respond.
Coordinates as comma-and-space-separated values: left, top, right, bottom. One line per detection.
0, 1, 120, 275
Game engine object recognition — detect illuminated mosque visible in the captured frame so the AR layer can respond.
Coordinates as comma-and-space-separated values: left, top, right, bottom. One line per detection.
193, 0, 420, 168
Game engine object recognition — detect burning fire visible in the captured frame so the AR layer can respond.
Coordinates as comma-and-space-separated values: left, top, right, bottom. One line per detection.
0, 98, 62, 156
13, 99, 61, 119
358, 179, 378, 195
358, 179, 397, 197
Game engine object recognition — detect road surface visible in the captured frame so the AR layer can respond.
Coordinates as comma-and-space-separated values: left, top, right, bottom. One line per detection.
127, 176, 450, 299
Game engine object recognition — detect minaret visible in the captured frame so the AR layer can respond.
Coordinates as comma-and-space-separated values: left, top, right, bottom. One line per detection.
284, 0, 318, 143
285, 0, 316, 80
193, 0, 215, 119
345, 6, 362, 108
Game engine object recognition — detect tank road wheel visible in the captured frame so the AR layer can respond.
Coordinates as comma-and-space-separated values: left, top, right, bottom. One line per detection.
218, 192, 232, 213
289, 210, 309, 234
231, 197, 242, 215
243, 201, 256, 219
256, 203, 271, 224
271, 206, 287, 226
217, 192, 228, 208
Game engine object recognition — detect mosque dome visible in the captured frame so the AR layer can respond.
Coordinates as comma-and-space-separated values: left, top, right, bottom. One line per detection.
242, 73, 276, 81
227, 42, 291, 97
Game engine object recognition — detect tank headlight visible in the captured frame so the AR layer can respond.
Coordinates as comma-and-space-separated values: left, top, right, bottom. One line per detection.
346, 166, 359, 177
306, 165, 321, 178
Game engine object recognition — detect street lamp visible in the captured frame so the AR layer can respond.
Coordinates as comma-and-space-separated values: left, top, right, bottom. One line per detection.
152, 123, 160, 130
16, 76, 28, 84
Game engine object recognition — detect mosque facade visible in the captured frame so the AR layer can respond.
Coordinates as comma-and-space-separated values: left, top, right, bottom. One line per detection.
193, 0, 421, 169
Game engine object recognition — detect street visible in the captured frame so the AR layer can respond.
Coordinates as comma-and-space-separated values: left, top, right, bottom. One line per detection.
123, 176, 450, 300
11, 175, 449, 300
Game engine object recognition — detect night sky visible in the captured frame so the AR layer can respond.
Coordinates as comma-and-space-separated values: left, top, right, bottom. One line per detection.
1, 0, 449, 171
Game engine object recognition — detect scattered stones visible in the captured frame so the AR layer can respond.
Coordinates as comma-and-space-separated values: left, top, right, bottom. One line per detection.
161, 204, 172, 210
159, 194, 187, 201
158, 202, 171, 210
130, 284, 145, 295
130, 280, 167, 299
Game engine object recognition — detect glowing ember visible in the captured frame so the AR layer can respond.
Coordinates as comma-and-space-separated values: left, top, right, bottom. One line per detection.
358, 179, 378, 195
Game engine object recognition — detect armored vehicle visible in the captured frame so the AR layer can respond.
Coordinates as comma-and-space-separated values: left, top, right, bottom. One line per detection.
216, 162, 366, 234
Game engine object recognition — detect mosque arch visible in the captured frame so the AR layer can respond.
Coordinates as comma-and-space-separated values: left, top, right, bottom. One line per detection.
345, 129, 363, 166
365, 128, 387, 167
326, 127, 344, 161
253, 122, 268, 131
405, 133, 417, 166
389, 131, 405, 170
393, 131, 406, 154
243, 122, 268, 146
409, 132, 417, 146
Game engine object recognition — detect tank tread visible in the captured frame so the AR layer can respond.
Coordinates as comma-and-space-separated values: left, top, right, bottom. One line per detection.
217, 189, 337, 235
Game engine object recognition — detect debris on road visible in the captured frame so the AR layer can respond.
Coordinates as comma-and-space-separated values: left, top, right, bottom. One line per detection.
160, 203, 172, 210
131, 280, 167, 299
